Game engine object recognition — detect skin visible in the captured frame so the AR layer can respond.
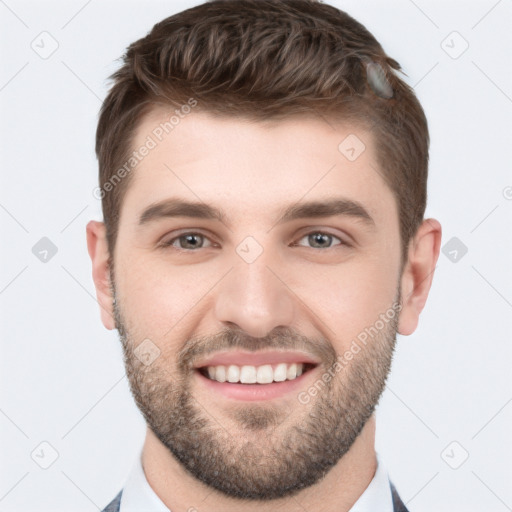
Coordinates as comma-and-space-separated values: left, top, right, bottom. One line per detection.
87, 109, 441, 512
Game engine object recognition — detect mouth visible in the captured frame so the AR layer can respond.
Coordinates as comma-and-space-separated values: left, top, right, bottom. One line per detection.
193, 350, 322, 401
197, 362, 318, 384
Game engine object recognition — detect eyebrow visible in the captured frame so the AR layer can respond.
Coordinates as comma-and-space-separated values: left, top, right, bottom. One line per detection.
137, 197, 375, 229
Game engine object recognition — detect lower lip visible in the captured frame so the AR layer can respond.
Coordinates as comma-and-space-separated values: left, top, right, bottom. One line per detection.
195, 367, 317, 401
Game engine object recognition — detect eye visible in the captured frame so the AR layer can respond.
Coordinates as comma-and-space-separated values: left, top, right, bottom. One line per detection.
295, 231, 347, 249
160, 232, 214, 250
159, 230, 349, 251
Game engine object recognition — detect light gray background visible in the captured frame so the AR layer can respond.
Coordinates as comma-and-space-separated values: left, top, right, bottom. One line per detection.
1, 0, 511, 511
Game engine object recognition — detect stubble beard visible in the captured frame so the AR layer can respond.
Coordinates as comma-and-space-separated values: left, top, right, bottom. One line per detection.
112, 284, 400, 501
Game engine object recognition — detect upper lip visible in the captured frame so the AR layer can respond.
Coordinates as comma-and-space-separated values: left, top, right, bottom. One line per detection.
194, 350, 321, 368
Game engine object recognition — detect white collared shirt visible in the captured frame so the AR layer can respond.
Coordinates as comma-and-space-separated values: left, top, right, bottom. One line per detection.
120, 449, 393, 512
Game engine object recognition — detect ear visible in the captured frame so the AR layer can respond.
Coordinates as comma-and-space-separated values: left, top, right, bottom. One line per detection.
86, 220, 116, 330
398, 218, 442, 336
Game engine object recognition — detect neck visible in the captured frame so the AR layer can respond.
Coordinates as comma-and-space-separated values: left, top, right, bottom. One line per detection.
141, 415, 377, 512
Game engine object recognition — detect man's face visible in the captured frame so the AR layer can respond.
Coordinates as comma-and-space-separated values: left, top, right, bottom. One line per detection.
111, 109, 403, 499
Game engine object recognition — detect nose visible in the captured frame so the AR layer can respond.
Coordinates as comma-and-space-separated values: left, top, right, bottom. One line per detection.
213, 251, 295, 339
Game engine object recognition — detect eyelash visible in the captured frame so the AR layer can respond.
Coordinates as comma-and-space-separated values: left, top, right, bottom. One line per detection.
159, 231, 350, 251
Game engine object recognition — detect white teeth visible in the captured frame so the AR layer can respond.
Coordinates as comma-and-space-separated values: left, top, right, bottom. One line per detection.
227, 365, 240, 383
240, 365, 257, 383
216, 365, 226, 383
273, 363, 287, 382
286, 363, 297, 380
256, 365, 273, 384
203, 363, 307, 384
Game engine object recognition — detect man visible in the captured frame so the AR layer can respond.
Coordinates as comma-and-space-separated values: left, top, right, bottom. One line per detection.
87, 0, 441, 510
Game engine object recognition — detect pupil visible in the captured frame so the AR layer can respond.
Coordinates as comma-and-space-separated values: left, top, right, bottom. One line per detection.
183, 234, 200, 248
311, 233, 330, 247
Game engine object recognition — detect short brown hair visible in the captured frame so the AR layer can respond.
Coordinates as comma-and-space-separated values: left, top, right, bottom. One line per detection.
96, 0, 429, 269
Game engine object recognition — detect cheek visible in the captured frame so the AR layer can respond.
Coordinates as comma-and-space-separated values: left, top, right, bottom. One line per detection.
115, 256, 220, 341
292, 255, 400, 346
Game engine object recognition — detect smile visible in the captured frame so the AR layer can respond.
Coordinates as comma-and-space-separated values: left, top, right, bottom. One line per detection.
199, 362, 317, 384
193, 350, 321, 401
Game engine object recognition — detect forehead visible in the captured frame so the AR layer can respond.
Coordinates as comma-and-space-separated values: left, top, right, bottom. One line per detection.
119, 106, 397, 229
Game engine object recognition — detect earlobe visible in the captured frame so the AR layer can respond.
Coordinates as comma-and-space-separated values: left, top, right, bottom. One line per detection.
398, 218, 442, 336
86, 220, 116, 331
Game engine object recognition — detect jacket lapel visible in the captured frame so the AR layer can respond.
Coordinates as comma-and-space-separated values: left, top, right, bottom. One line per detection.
101, 489, 123, 512
390, 481, 409, 512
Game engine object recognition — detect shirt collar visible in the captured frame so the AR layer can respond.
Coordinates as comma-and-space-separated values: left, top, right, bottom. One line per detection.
348, 451, 393, 512
120, 449, 393, 512
120, 450, 169, 512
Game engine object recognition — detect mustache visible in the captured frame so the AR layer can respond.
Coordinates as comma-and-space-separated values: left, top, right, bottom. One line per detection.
178, 325, 337, 372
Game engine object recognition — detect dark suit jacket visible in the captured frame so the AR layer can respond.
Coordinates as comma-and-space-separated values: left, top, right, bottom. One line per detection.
101, 481, 409, 511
